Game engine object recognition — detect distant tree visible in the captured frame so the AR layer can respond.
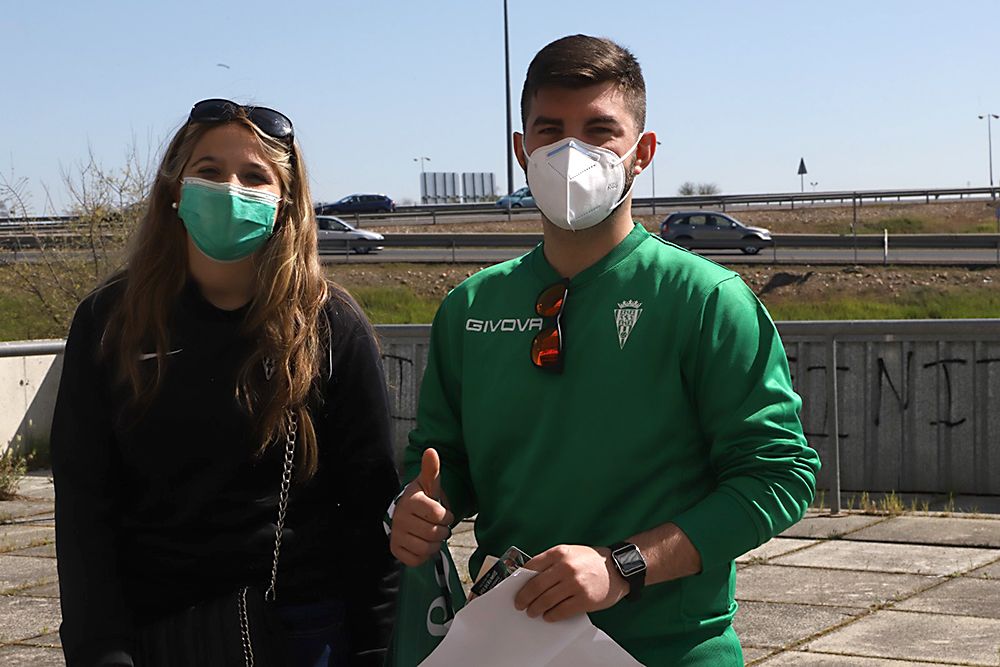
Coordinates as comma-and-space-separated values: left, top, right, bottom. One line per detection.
677, 181, 697, 196
677, 181, 720, 196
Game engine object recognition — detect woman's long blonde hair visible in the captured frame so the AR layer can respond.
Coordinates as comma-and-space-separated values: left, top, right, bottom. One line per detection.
103, 112, 334, 480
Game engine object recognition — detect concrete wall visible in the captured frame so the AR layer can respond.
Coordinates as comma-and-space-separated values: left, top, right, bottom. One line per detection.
0, 349, 63, 461
4, 321, 1000, 495
782, 325, 1000, 496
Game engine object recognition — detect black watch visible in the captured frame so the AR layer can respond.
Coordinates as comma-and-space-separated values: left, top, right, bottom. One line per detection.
609, 541, 647, 601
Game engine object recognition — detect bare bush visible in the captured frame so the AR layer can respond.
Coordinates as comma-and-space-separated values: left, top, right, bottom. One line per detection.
1, 141, 152, 331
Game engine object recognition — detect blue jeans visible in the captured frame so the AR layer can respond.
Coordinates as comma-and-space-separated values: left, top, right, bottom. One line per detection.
275, 598, 349, 667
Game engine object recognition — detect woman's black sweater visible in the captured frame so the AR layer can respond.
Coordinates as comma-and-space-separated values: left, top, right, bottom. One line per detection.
51, 279, 400, 666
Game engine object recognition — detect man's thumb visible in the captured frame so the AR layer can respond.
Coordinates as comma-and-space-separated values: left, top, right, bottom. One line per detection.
417, 448, 441, 500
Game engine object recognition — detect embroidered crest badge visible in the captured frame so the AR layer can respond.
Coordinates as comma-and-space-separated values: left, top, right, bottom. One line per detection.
614, 300, 642, 350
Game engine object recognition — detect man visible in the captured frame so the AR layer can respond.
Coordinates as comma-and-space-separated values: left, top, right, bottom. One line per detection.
390, 34, 820, 665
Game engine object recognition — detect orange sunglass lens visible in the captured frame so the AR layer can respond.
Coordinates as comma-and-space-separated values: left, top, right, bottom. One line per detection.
536, 284, 566, 317
531, 327, 561, 368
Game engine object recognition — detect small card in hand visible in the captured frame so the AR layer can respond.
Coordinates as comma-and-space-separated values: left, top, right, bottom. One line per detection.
470, 546, 530, 598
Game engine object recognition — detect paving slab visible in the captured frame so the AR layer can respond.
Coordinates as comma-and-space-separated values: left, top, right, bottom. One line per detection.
736, 564, 935, 609
780, 513, 886, 539
0, 525, 54, 554
0, 499, 53, 522
845, 515, 1000, 548
0, 645, 64, 666
452, 519, 475, 534
0, 555, 58, 594
17, 473, 55, 500
449, 545, 475, 590
7, 542, 56, 558
804, 609, 1000, 665
0, 472, 55, 523
18, 581, 60, 598
737, 538, 818, 565
0, 596, 61, 643
965, 558, 1000, 579
758, 651, 958, 666
770, 540, 1000, 576
893, 577, 1000, 619
733, 600, 862, 650
17, 631, 60, 647
742, 646, 774, 663
447, 528, 477, 549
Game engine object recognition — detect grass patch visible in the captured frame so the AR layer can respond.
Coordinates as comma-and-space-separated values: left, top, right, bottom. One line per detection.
350, 286, 440, 324
0, 291, 66, 342
0, 259, 99, 341
765, 288, 1000, 320
858, 216, 927, 234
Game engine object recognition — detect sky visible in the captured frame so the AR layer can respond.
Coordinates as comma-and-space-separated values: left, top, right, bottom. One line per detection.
4, 0, 1000, 214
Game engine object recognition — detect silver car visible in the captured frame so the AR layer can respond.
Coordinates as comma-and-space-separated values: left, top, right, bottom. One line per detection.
494, 186, 535, 208
316, 216, 384, 254
659, 211, 772, 255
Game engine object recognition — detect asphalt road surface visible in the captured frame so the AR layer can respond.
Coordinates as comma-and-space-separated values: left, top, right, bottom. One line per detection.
6, 246, 998, 267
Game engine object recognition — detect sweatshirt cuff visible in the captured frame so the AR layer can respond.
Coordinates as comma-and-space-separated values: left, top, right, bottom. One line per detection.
671, 487, 763, 571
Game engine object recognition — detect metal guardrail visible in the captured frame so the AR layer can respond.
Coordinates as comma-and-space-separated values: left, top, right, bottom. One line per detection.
0, 340, 65, 358
3, 185, 998, 230
373, 232, 1000, 250
309, 185, 1000, 217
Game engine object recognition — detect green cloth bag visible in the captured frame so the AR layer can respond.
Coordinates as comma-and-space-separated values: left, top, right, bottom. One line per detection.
384, 546, 467, 667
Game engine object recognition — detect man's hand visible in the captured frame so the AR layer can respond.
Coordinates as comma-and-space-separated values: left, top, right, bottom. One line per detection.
513, 545, 629, 622
389, 448, 455, 567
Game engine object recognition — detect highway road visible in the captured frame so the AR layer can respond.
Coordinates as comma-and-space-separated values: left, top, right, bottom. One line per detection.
5, 244, 998, 267
321, 246, 1000, 266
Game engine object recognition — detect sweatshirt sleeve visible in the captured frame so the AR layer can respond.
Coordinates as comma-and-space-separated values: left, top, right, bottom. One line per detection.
403, 293, 477, 521
671, 276, 820, 571
51, 295, 136, 667
322, 296, 401, 665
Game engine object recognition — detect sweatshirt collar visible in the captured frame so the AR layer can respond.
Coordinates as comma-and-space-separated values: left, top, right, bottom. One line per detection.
528, 222, 650, 287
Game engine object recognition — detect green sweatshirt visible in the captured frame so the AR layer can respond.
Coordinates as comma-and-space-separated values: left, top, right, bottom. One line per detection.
405, 223, 819, 665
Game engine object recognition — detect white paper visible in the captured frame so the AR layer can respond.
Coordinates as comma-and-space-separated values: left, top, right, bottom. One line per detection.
419, 568, 644, 667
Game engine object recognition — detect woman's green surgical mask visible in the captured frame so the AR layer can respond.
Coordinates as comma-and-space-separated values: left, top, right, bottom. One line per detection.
177, 177, 280, 262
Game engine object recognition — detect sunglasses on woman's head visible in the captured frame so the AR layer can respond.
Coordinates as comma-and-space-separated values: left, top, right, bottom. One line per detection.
531, 279, 570, 373
188, 99, 294, 143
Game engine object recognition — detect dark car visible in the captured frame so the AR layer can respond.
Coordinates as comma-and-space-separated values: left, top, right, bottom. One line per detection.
659, 211, 772, 255
314, 194, 396, 215
316, 216, 384, 254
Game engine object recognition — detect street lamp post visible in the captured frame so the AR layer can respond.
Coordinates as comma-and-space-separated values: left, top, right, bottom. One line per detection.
503, 0, 514, 221
650, 140, 663, 217
978, 113, 999, 199
414, 156, 431, 203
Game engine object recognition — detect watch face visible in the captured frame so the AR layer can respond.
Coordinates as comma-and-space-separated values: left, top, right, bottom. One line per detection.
614, 545, 646, 576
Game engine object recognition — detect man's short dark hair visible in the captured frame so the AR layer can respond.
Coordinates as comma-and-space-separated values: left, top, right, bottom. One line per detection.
520, 35, 646, 132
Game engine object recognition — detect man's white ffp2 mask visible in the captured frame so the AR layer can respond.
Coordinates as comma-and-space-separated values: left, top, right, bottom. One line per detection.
524, 135, 642, 231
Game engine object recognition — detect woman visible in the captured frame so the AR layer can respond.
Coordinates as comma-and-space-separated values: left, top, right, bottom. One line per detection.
51, 99, 400, 666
